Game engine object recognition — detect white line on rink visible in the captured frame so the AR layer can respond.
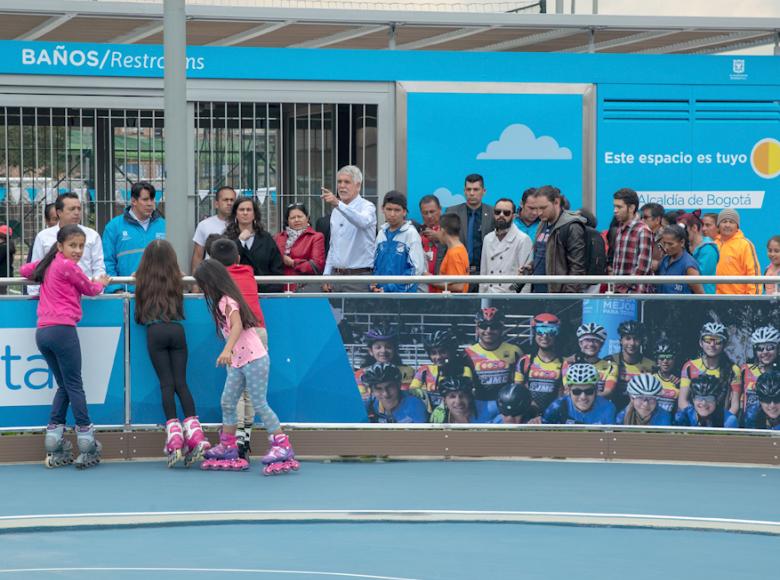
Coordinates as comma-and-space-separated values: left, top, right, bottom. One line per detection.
0, 568, 423, 579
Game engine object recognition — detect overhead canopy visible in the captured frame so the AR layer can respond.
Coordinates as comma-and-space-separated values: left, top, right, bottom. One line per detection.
2, 0, 778, 54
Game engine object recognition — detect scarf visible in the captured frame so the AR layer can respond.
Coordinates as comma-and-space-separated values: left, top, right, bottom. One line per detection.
284, 226, 304, 255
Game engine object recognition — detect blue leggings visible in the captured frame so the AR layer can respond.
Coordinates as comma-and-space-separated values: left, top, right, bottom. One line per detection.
220, 356, 280, 433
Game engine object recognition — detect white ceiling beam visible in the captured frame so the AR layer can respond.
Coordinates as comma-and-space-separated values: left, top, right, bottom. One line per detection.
396, 26, 496, 51
637, 30, 770, 54
15, 13, 76, 41
469, 28, 583, 52
206, 20, 294, 47
561, 29, 686, 53
291, 25, 388, 49
109, 21, 166, 44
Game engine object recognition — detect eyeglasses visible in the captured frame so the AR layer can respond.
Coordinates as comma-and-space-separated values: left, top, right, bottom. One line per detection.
656, 355, 674, 361
755, 344, 777, 353
693, 395, 717, 404
494, 209, 514, 217
571, 387, 596, 397
631, 396, 656, 405
701, 337, 724, 346
535, 325, 560, 336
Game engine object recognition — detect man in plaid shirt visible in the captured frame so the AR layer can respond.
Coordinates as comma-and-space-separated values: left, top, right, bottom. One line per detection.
611, 188, 654, 293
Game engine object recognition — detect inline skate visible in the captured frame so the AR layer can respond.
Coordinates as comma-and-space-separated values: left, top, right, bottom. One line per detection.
44, 424, 73, 468
261, 433, 300, 476
236, 426, 252, 462
182, 416, 211, 467
201, 431, 248, 471
164, 419, 184, 467
73, 424, 102, 469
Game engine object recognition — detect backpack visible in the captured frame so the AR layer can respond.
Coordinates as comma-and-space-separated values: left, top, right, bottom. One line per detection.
561, 220, 608, 276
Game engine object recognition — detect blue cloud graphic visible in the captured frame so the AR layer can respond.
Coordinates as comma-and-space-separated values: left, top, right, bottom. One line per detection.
477, 123, 572, 160
430, 187, 465, 209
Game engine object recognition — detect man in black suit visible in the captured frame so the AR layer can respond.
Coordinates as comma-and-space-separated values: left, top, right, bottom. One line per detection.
445, 174, 495, 282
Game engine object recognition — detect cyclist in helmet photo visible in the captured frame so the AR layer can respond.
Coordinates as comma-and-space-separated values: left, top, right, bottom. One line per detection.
543, 363, 617, 425
409, 329, 475, 413
562, 322, 618, 397
679, 321, 741, 416
361, 362, 428, 424
429, 375, 497, 424
615, 374, 672, 426
354, 324, 415, 399
741, 325, 779, 411
464, 308, 523, 406
515, 313, 564, 413
609, 320, 656, 411
743, 370, 780, 430
674, 374, 738, 428
652, 339, 681, 414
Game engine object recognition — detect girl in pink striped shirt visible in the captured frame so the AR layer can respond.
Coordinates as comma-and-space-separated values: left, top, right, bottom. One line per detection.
20, 224, 111, 469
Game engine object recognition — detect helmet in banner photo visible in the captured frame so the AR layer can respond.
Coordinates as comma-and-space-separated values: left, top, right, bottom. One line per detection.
653, 340, 677, 358
699, 322, 727, 341
627, 374, 662, 398
563, 363, 599, 387
475, 307, 505, 326
364, 323, 398, 345
617, 320, 644, 338
531, 313, 561, 336
497, 384, 533, 417
689, 374, 726, 399
751, 325, 780, 346
437, 375, 474, 396
360, 362, 402, 386
756, 370, 780, 402
576, 322, 607, 343
424, 329, 458, 350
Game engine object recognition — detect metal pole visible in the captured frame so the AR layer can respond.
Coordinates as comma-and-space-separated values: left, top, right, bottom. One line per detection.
164, 0, 189, 271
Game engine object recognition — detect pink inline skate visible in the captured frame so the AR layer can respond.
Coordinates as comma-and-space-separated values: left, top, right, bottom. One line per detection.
183, 416, 211, 467
164, 419, 185, 468
261, 433, 300, 476
200, 431, 249, 471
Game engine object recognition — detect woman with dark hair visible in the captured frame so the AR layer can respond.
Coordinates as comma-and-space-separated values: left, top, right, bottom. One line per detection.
224, 197, 284, 293
656, 225, 704, 294
677, 210, 718, 294
273, 202, 325, 292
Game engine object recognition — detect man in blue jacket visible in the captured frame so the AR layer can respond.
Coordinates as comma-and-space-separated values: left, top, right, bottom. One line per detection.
102, 181, 166, 292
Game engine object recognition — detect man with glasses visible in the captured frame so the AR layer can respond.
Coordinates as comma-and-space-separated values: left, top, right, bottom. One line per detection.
640, 202, 665, 272
543, 363, 616, 424
524, 185, 587, 293
478, 198, 532, 293
321, 165, 376, 292
29, 192, 105, 296
464, 308, 523, 406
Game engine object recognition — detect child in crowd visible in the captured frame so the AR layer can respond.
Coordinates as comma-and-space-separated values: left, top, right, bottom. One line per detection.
765, 235, 780, 295
134, 240, 210, 467
355, 324, 414, 398
616, 374, 672, 426
20, 224, 111, 469
674, 375, 738, 428
428, 213, 469, 293
371, 190, 426, 293
193, 259, 297, 475
209, 237, 269, 461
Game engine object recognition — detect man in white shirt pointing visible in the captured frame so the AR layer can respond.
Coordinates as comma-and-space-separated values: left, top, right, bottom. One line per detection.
321, 165, 377, 292
28, 192, 105, 295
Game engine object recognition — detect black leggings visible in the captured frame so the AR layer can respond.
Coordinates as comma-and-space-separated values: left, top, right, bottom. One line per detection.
146, 322, 196, 420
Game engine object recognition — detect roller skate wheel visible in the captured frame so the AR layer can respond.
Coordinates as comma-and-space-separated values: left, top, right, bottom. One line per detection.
166, 449, 183, 468
288, 460, 300, 471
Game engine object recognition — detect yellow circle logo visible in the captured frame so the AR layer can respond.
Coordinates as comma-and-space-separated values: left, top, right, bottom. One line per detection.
751, 138, 780, 179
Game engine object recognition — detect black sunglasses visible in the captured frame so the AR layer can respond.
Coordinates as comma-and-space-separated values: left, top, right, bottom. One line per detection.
571, 387, 596, 397
494, 209, 513, 217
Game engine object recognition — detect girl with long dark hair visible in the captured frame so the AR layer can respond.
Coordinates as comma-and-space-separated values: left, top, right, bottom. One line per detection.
135, 239, 210, 467
193, 259, 297, 475
20, 224, 111, 469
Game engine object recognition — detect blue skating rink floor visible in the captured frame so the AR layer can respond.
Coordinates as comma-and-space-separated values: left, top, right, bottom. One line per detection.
0, 459, 778, 579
